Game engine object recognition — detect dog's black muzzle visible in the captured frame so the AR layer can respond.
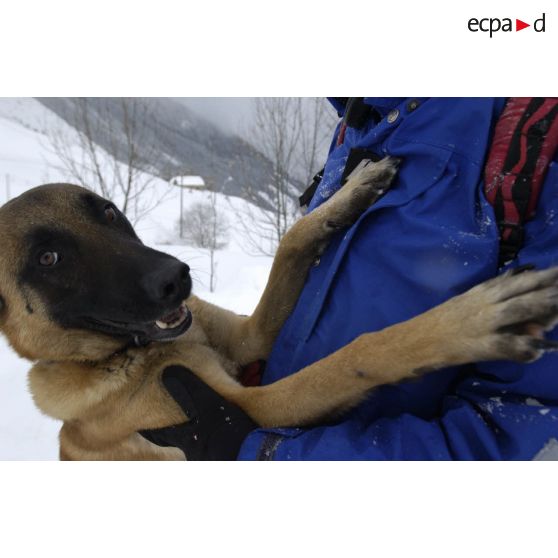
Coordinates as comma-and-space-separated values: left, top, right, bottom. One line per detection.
83, 255, 194, 344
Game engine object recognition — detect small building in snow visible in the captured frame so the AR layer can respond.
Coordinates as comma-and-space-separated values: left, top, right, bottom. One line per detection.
170, 175, 206, 190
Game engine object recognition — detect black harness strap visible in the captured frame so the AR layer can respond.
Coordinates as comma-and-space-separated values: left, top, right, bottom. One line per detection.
299, 98, 381, 210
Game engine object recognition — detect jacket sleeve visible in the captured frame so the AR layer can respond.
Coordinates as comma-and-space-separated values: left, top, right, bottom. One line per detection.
237, 158, 558, 461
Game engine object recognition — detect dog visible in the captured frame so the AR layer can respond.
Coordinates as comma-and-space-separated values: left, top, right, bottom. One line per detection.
1, 158, 558, 460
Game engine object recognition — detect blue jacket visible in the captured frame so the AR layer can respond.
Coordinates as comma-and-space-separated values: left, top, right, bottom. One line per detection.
238, 97, 558, 460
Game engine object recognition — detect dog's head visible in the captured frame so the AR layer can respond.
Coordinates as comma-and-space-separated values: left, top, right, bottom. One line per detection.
0, 184, 192, 362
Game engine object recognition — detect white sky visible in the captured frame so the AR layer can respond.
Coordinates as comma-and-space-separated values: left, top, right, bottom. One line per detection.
177, 97, 256, 135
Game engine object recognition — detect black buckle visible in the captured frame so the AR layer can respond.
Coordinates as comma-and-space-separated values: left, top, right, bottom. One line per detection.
498, 222, 525, 266
299, 167, 324, 209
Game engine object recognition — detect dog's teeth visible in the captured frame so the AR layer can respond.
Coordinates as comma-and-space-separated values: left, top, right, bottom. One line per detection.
155, 310, 188, 331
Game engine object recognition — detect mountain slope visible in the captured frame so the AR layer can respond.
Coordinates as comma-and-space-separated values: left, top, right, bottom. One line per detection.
36, 97, 304, 209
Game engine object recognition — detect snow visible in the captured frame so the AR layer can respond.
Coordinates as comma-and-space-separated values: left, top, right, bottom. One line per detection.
0, 102, 67, 197
526, 397, 544, 407
534, 438, 558, 460
0, 98, 273, 460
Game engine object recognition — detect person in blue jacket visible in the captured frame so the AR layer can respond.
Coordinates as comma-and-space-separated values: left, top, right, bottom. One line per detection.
143, 97, 558, 460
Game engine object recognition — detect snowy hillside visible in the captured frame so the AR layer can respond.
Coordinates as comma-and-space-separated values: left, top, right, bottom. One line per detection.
36, 97, 298, 210
0, 98, 275, 460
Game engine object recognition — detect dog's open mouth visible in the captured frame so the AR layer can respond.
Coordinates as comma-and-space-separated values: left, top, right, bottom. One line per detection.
147, 301, 193, 341
83, 301, 193, 344
155, 302, 190, 331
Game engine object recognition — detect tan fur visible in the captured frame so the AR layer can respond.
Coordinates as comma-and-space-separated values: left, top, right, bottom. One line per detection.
1, 160, 557, 460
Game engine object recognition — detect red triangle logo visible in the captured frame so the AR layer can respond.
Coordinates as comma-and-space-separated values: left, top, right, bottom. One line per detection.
516, 19, 530, 31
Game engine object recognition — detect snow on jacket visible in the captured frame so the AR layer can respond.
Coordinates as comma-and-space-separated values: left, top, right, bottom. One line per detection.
238, 97, 558, 460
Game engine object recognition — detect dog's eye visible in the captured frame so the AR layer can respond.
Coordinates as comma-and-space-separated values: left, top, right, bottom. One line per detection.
105, 205, 117, 223
39, 251, 59, 267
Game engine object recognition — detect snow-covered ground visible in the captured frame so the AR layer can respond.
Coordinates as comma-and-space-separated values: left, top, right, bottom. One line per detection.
0, 98, 273, 460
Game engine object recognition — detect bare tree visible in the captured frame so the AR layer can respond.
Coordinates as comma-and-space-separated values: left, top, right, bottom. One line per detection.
180, 188, 229, 293
298, 97, 338, 187
45, 98, 170, 224
233, 97, 337, 256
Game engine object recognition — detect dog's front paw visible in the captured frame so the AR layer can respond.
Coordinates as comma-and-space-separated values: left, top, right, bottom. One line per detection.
346, 156, 400, 197
322, 157, 400, 230
450, 266, 558, 363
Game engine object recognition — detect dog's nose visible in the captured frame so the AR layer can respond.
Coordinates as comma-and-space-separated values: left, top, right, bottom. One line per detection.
141, 261, 191, 303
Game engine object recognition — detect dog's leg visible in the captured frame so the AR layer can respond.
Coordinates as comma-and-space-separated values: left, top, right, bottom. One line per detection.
59, 425, 186, 460
191, 158, 399, 364
220, 267, 558, 427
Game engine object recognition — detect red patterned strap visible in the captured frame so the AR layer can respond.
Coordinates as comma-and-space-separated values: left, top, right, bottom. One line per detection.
484, 97, 558, 266
239, 360, 265, 387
